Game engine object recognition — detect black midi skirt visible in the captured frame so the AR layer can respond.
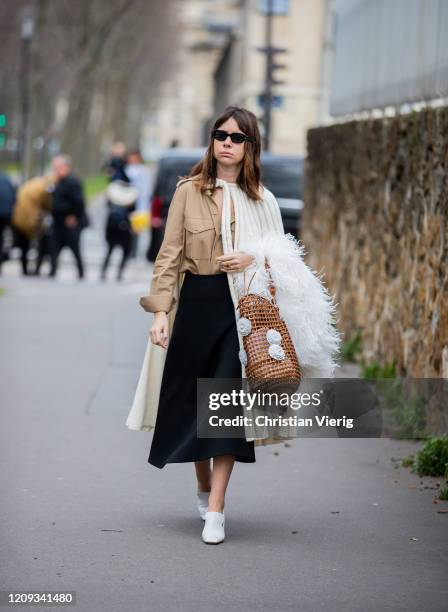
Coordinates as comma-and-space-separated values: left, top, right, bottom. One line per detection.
148, 271, 256, 469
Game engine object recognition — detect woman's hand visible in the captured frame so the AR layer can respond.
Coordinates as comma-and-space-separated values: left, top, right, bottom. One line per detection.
216, 251, 254, 273
150, 311, 169, 349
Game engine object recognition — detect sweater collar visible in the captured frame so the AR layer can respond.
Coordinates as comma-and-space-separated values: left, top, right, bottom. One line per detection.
215, 178, 237, 188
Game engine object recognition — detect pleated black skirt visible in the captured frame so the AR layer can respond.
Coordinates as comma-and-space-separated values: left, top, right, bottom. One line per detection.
148, 271, 256, 469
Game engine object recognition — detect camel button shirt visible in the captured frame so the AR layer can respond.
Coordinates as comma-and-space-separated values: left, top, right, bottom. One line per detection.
140, 177, 235, 314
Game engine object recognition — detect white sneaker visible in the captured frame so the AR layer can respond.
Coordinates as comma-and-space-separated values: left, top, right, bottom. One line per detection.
197, 491, 209, 521
201, 511, 225, 544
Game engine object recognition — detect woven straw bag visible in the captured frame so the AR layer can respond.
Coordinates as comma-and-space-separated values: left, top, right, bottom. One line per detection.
236, 258, 301, 393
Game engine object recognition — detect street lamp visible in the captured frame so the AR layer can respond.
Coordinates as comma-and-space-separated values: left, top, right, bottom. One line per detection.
19, 7, 34, 181
257, 0, 288, 151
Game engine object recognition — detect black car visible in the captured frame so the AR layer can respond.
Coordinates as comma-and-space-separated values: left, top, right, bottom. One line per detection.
146, 149, 205, 261
146, 149, 304, 262
260, 152, 304, 236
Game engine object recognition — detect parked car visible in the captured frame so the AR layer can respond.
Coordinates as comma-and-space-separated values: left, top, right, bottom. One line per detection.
146, 149, 304, 262
146, 148, 205, 261
260, 153, 304, 236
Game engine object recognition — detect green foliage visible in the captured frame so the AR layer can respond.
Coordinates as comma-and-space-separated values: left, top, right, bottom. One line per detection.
411, 436, 448, 477
361, 358, 396, 379
439, 482, 448, 500
341, 329, 362, 362
0, 162, 20, 176
387, 380, 425, 439
401, 454, 414, 468
84, 174, 108, 200
376, 378, 426, 439
402, 439, 448, 500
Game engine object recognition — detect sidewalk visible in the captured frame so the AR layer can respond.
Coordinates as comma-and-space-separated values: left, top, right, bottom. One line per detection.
1, 206, 447, 612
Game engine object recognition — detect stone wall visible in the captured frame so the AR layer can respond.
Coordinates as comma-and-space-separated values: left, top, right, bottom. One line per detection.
302, 107, 448, 377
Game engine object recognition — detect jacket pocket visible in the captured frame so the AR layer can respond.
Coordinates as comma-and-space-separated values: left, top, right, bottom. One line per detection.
184, 216, 215, 259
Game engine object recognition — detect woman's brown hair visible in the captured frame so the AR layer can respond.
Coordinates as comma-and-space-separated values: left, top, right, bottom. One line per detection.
189, 106, 262, 201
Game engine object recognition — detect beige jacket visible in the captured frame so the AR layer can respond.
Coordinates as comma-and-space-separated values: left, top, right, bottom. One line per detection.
139, 176, 235, 314
127, 176, 238, 435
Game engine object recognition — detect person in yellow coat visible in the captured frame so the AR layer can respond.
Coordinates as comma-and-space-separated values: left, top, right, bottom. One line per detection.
11, 174, 55, 275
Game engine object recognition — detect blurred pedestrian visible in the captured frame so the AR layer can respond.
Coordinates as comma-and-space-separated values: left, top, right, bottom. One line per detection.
101, 179, 138, 281
125, 149, 151, 258
11, 174, 55, 276
49, 155, 89, 280
0, 171, 16, 274
125, 149, 150, 213
103, 142, 129, 183
34, 214, 54, 276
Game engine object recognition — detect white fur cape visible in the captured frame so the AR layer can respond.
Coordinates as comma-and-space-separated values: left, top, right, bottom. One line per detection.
235, 231, 342, 378
125, 178, 342, 442
217, 177, 342, 380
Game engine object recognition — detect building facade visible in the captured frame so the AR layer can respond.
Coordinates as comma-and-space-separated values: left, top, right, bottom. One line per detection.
145, 0, 328, 157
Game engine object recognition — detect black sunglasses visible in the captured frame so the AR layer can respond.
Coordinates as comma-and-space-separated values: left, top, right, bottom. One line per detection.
213, 129, 252, 144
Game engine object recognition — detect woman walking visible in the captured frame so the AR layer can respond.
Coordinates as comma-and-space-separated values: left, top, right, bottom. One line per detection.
141, 107, 279, 544
127, 106, 341, 544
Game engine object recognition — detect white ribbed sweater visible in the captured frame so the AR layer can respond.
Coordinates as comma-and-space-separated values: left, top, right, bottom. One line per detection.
215, 178, 285, 378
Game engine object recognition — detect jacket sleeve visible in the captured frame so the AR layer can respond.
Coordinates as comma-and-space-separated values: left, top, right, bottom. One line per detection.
139, 183, 187, 314
69, 178, 87, 219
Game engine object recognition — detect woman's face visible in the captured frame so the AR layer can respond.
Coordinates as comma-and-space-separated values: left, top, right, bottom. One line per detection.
213, 116, 247, 169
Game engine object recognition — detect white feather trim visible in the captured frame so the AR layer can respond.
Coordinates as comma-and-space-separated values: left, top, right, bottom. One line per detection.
236, 232, 343, 377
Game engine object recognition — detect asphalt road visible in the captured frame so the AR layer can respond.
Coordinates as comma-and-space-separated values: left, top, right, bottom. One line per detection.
1, 199, 447, 612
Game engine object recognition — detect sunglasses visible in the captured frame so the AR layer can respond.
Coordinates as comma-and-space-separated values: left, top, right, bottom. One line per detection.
213, 129, 252, 144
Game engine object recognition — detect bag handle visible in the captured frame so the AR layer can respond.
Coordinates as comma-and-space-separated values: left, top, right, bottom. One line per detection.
238, 258, 277, 306
244, 269, 257, 294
